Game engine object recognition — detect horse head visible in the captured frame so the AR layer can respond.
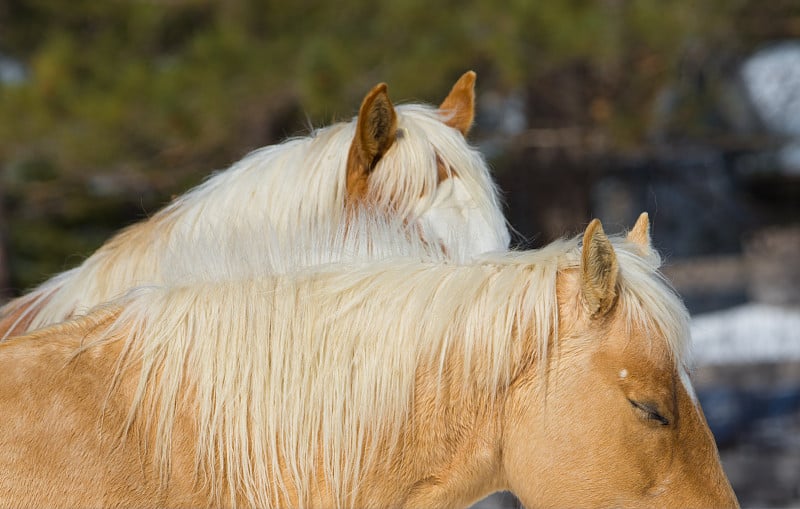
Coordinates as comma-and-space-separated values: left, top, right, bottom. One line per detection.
502, 214, 739, 508
345, 71, 509, 256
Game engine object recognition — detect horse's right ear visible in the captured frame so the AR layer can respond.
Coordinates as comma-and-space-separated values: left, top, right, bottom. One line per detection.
346, 83, 398, 201
581, 219, 619, 318
626, 212, 653, 257
439, 71, 476, 137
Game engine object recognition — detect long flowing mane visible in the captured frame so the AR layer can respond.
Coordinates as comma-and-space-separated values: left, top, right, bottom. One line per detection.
78, 230, 689, 508
1, 103, 508, 337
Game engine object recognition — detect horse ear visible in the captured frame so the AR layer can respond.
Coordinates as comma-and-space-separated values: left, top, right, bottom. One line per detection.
581, 219, 619, 318
626, 212, 652, 255
347, 82, 398, 200
439, 71, 476, 137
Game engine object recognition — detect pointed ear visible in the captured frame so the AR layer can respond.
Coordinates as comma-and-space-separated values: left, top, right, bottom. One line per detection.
626, 212, 652, 256
581, 219, 619, 318
439, 71, 476, 137
346, 83, 398, 200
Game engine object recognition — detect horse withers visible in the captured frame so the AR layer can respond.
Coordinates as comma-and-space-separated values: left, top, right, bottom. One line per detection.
0, 214, 738, 508
0, 71, 509, 338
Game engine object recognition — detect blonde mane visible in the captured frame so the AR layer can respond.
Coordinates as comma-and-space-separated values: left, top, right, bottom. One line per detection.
1, 104, 509, 337
84, 231, 689, 508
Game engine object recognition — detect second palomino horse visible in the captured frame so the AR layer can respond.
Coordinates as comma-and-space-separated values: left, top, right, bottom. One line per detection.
0, 71, 509, 338
0, 213, 738, 508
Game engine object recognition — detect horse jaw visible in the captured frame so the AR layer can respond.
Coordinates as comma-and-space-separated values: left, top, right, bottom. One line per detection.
417, 177, 510, 257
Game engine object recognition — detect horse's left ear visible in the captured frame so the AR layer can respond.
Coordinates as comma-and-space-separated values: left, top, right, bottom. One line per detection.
581, 219, 619, 318
347, 83, 398, 200
439, 71, 476, 137
626, 212, 652, 256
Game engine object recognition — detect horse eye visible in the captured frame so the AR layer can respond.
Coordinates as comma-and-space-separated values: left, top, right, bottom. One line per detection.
629, 399, 670, 426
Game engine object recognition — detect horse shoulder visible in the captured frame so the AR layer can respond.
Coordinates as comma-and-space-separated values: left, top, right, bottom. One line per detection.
0, 315, 154, 507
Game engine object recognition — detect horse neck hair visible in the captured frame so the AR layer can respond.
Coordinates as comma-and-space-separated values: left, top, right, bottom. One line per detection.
100, 233, 689, 508
105, 244, 563, 508
2, 104, 508, 337
158, 208, 456, 285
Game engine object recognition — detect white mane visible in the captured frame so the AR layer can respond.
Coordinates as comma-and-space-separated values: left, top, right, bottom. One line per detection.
86, 230, 689, 509
1, 104, 509, 337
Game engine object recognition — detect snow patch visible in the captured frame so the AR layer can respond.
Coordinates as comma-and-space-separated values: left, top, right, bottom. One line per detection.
691, 304, 800, 365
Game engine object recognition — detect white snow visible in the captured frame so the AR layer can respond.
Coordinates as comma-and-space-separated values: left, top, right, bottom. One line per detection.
741, 42, 800, 137
690, 304, 800, 365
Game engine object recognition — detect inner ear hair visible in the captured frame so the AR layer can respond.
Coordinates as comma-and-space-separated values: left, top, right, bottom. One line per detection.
363, 91, 397, 170
581, 219, 619, 318
346, 83, 398, 201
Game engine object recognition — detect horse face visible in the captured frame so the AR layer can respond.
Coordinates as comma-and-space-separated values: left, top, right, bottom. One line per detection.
502, 218, 739, 509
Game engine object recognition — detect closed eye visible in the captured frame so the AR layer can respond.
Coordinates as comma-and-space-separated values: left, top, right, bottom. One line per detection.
629, 399, 670, 426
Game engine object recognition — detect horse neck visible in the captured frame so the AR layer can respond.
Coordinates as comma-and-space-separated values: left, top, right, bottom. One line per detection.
107, 259, 548, 509
103, 132, 349, 276
296, 262, 532, 508
185, 133, 347, 230
357, 257, 562, 507
354, 323, 527, 509
17, 135, 347, 331
390, 259, 570, 507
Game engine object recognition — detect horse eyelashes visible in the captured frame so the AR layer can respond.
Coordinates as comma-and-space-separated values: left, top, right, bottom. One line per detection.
629, 399, 670, 426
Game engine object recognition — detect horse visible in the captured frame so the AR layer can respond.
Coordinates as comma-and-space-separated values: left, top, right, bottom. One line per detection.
0, 213, 738, 508
0, 71, 509, 338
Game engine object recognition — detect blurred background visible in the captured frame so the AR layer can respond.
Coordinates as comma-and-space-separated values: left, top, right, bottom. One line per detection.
0, 1, 798, 507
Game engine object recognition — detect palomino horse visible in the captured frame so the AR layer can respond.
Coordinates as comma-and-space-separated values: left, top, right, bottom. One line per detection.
0, 214, 738, 508
0, 71, 509, 338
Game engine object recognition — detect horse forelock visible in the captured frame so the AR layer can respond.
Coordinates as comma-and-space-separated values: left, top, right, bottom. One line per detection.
612, 238, 692, 369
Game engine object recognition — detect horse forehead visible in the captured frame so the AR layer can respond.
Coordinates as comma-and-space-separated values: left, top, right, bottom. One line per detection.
599, 315, 677, 377
594, 316, 703, 408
